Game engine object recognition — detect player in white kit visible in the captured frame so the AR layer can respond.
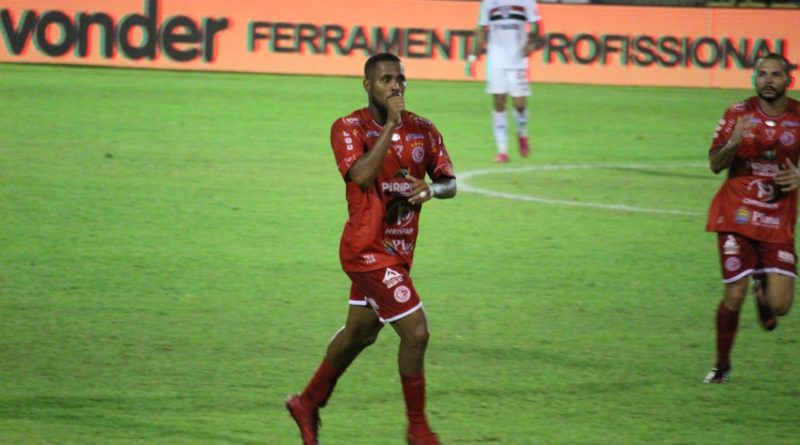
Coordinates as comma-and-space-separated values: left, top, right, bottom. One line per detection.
466, 0, 543, 163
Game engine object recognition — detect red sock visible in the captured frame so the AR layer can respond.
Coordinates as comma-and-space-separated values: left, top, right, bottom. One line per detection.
716, 302, 739, 370
301, 358, 343, 408
401, 373, 429, 430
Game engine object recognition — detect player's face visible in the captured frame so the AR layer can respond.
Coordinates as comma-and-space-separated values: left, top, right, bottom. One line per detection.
754, 59, 790, 103
365, 61, 407, 109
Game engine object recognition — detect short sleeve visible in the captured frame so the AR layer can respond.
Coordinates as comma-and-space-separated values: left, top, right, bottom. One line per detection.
478, 1, 489, 26
426, 124, 456, 181
709, 104, 741, 155
527, 0, 541, 22
331, 118, 364, 180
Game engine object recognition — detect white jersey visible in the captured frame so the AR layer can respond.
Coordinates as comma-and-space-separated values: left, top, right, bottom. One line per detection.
478, 0, 541, 70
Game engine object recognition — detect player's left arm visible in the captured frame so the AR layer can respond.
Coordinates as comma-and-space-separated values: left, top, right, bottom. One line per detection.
407, 125, 457, 205
523, 21, 543, 56
775, 158, 800, 193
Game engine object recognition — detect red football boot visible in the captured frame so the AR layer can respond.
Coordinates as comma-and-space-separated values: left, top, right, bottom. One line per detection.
285, 394, 320, 445
407, 425, 442, 445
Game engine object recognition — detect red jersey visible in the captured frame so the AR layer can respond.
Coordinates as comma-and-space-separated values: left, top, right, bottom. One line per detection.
330, 108, 456, 272
706, 96, 800, 243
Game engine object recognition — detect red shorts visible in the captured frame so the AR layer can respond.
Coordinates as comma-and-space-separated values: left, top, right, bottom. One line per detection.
347, 265, 422, 323
717, 232, 797, 283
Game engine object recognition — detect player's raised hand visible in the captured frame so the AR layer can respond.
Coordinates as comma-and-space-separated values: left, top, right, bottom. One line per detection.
387, 91, 405, 125
405, 174, 432, 205
775, 158, 800, 192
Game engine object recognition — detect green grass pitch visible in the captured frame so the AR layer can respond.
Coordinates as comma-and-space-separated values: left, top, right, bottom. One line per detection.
1, 62, 799, 444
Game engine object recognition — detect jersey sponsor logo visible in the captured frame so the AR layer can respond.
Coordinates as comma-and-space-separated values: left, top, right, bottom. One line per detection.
780, 131, 796, 146
751, 211, 780, 228
394, 285, 411, 303
724, 257, 742, 272
734, 207, 751, 224
494, 23, 522, 30
723, 235, 740, 255
393, 144, 404, 156
742, 198, 778, 209
412, 146, 425, 163
748, 162, 779, 176
389, 238, 414, 253
746, 179, 775, 201
382, 181, 413, 194
382, 267, 404, 288
765, 128, 777, 139
385, 227, 414, 235
778, 250, 795, 264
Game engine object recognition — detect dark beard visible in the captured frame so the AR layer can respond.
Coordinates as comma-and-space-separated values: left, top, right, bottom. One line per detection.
758, 87, 785, 104
369, 96, 389, 122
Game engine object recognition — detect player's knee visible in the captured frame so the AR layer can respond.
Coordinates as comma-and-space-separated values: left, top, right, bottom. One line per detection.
404, 326, 430, 349
773, 300, 792, 316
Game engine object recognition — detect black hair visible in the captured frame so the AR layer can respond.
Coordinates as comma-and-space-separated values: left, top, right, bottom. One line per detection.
364, 53, 401, 79
756, 53, 792, 76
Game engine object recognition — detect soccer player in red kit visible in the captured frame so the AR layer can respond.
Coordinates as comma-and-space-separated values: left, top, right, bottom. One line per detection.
286, 53, 456, 444
704, 53, 800, 383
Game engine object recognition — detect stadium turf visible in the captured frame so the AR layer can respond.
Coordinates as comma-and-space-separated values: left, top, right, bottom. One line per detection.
1, 63, 799, 444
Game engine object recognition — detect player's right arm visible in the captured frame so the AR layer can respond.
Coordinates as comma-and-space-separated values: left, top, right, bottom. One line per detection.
709, 112, 750, 174
346, 95, 405, 188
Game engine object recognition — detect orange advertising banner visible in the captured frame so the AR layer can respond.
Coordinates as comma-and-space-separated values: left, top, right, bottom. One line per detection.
1, 0, 797, 88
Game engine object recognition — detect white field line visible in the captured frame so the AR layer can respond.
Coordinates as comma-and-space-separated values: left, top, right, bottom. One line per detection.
458, 162, 709, 216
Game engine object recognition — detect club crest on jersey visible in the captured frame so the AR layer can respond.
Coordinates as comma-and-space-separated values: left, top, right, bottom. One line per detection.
734, 207, 751, 224
382, 267, 404, 288
780, 131, 796, 146
412, 146, 425, 163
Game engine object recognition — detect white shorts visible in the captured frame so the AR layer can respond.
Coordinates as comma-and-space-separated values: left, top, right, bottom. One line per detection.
486, 67, 530, 97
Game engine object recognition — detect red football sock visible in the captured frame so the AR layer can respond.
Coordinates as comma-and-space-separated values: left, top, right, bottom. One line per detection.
401, 373, 429, 429
716, 302, 739, 370
301, 358, 343, 408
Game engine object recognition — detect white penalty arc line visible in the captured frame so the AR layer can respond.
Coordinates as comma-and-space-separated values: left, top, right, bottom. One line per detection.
458, 162, 709, 216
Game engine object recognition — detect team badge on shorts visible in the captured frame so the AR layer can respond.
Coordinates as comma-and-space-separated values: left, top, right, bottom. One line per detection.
724, 257, 742, 272
394, 285, 411, 303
